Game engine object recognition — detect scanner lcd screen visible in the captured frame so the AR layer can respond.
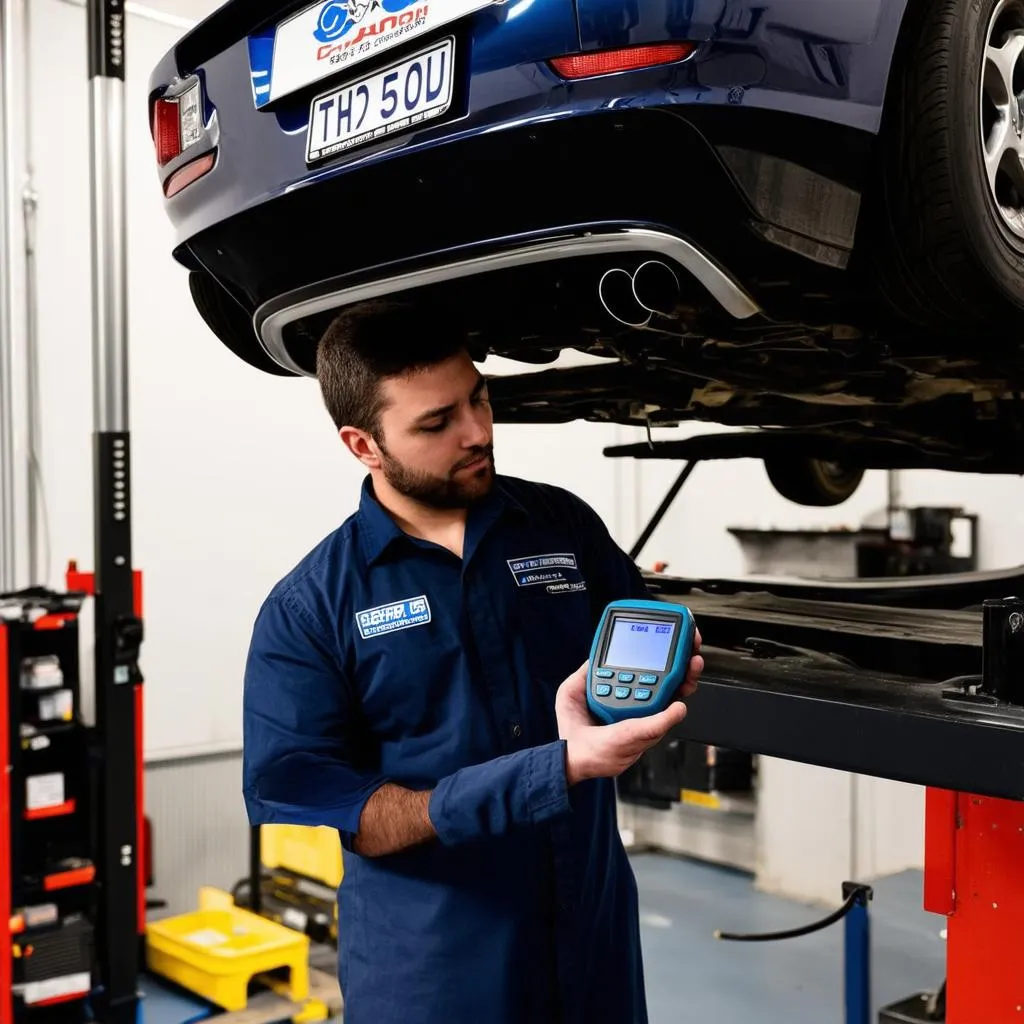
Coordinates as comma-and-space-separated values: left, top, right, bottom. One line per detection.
603, 618, 675, 671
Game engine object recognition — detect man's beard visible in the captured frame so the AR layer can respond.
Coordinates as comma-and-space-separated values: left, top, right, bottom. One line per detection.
379, 443, 495, 509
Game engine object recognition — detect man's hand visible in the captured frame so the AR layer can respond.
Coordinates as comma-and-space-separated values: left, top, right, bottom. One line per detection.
555, 629, 704, 787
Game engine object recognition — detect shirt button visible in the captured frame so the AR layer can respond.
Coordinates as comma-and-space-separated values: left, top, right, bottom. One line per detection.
511, 723, 522, 738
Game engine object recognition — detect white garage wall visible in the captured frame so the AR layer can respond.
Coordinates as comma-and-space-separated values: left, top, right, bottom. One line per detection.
624, 424, 892, 577
897, 470, 1024, 569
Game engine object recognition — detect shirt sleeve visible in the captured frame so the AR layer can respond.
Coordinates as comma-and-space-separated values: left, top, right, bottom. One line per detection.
242, 589, 388, 850
427, 740, 571, 846
243, 588, 572, 852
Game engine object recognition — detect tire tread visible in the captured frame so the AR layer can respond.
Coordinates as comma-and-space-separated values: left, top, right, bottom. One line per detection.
868, 0, 1016, 329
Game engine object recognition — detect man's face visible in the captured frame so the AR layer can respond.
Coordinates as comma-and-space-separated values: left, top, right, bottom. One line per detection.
373, 351, 495, 509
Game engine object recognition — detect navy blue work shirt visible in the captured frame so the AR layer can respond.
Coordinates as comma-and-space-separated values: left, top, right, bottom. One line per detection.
242, 474, 653, 1024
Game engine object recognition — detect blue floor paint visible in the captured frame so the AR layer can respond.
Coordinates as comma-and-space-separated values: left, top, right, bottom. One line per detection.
632, 854, 946, 1024
138, 854, 946, 1023
137, 974, 213, 1024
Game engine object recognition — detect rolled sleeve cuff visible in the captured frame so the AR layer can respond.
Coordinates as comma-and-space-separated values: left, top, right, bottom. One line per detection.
428, 740, 571, 846
243, 768, 389, 854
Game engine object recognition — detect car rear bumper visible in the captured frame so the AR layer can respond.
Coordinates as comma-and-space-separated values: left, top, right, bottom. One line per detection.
179, 104, 871, 368
150, 0, 899, 250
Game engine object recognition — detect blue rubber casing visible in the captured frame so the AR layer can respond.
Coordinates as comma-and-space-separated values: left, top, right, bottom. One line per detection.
585, 599, 696, 724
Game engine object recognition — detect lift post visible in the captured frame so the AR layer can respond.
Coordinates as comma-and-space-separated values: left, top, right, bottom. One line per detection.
86, 1, 144, 1020
923, 790, 1024, 1022
920, 599, 1024, 1022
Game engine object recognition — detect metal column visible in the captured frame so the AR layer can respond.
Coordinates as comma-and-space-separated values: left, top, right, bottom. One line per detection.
0, 0, 18, 592
87, 1, 143, 1020
925, 789, 1024, 1022
842, 883, 871, 1024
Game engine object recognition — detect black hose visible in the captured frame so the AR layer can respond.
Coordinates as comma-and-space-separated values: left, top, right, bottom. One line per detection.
714, 884, 869, 942
924, 978, 946, 1020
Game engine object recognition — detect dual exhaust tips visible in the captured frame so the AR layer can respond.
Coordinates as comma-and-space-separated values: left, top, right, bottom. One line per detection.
598, 259, 681, 328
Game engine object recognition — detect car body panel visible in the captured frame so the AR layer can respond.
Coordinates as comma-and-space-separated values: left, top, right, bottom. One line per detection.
149, 0, 908, 251
576, 0, 907, 116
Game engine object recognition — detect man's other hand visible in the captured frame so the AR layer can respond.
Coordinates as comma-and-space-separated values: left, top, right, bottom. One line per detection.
555, 633, 704, 787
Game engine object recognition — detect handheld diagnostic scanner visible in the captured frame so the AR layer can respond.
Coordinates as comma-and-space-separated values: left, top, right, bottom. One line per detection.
586, 599, 697, 724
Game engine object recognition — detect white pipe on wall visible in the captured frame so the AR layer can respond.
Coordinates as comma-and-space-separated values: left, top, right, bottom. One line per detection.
0, 0, 19, 591
22, 0, 44, 584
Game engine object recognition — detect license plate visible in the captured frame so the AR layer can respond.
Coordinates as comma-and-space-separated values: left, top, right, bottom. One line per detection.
306, 36, 455, 163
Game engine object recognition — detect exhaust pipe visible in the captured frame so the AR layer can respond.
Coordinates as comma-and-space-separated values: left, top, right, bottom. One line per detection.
598, 267, 651, 327
632, 259, 680, 317
598, 260, 682, 327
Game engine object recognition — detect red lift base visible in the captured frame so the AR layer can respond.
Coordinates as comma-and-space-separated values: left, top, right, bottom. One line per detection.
925, 787, 1024, 1022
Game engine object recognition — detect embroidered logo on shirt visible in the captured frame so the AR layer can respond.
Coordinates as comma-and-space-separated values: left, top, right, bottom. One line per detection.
507, 552, 581, 588
544, 580, 587, 595
355, 595, 431, 639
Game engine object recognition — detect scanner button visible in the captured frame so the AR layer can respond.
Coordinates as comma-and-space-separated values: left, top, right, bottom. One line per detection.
595, 684, 612, 697
614, 686, 632, 700
634, 688, 652, 701
638, 674, 658, 685
617, 672, 635, 683
596, 669, 614, 679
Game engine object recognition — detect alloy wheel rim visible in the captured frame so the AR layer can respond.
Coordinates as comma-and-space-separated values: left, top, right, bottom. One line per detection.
980, 0, 1024, 240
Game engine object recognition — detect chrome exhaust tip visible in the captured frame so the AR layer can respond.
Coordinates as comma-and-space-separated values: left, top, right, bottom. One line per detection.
632, 259, 680, 316
598, 266, 651, 327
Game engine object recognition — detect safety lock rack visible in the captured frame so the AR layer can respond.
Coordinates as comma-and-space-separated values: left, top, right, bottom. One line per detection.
0, 590, 95, 1023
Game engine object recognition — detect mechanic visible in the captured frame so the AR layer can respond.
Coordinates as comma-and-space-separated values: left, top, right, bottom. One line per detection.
241, 298, 704, 1024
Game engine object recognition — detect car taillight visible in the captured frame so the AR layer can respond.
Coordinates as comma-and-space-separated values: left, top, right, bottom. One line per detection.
153, 97, 180, 165
549, 42, 695, 79
152, 81, 202, 167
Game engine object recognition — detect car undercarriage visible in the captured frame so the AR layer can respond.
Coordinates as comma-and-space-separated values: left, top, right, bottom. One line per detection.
463, 253, 1024, 491
236, 215, 1024, 503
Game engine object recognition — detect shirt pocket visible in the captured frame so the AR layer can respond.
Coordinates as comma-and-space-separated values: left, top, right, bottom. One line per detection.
510, 562, 596, 683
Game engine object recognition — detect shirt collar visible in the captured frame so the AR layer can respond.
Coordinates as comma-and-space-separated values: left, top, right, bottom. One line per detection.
357, 474, 527, 566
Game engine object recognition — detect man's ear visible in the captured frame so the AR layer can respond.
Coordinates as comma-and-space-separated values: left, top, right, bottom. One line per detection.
339, 426, 382, 469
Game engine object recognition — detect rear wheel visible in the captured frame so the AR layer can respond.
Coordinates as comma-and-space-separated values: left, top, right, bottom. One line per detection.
764, 458, 865, 507
863, 0, 1024, 333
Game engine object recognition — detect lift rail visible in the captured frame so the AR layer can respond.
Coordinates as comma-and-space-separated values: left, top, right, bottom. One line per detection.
647, 582, 1024, 802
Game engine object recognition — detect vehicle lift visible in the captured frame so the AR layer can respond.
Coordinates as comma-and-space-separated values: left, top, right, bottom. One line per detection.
613, 438, 1024, 1024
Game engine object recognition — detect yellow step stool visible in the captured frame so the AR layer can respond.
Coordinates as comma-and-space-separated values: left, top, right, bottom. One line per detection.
145, 886, 310, 1012
261, 824, 343, 890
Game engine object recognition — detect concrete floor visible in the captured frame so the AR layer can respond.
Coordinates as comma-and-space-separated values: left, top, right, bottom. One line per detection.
139, 852, 947, 1023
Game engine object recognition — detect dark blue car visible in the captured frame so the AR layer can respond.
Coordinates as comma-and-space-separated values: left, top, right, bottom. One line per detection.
150, 0, 1024, 506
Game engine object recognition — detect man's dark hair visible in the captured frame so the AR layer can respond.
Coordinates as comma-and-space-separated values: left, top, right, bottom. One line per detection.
316, 298, 471, 439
